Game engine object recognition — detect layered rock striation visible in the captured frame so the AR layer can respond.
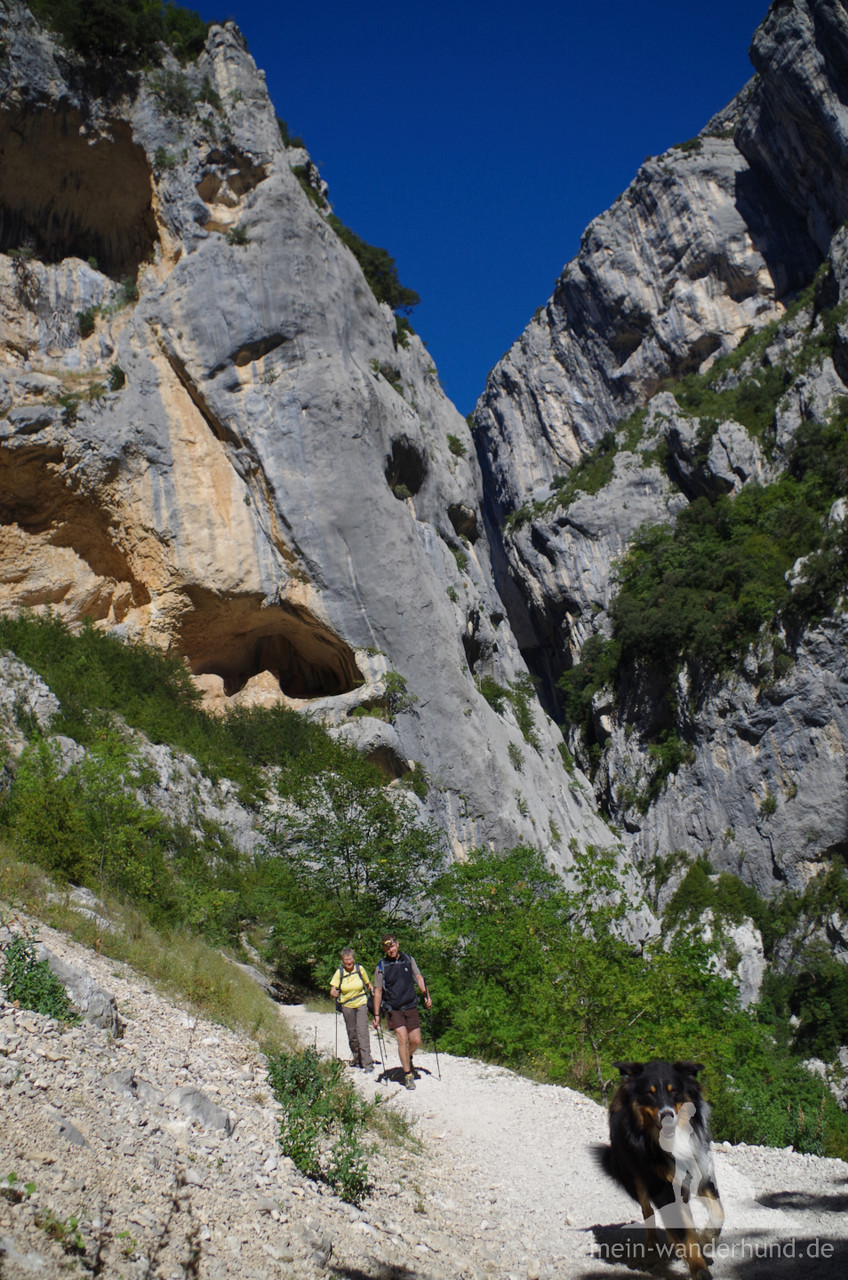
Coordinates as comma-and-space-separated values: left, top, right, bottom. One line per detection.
7, 0, 848, 907
0, 1, 613, 860
472, 0, 848, 895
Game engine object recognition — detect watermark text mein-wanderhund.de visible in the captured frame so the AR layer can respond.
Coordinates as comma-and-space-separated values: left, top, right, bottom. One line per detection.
592, 1235, 836, 1263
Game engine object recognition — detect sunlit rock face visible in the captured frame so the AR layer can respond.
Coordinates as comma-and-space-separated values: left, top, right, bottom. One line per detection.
474, 126, 809, 524
471, 0, 848, 895
0, 2, 612, 863
7, 0, 848, 902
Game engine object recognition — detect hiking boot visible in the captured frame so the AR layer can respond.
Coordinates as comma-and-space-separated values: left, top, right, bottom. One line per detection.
404, 1073, 416, 1090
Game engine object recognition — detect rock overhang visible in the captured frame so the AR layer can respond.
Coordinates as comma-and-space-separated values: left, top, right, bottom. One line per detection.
0, 103, 158, 280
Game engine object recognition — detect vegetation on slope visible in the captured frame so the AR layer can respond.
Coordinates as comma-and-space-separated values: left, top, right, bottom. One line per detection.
426, 843, 848, 1159
327, 215, 420, 317
558, 273, 848, 762
2, 615, 847, 1158
27, 0, 210, 66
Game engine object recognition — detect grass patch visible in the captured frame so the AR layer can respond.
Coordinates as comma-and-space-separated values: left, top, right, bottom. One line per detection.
0, 850, 297, 1055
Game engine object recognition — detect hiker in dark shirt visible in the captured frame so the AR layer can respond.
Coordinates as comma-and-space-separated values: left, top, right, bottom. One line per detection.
372, 932, 430, 1090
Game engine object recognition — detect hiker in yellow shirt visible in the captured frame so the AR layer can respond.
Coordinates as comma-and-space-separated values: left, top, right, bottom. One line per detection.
330, 948, 375, 1071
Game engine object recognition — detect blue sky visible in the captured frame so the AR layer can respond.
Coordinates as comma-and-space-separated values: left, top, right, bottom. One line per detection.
193, 1, 771, 415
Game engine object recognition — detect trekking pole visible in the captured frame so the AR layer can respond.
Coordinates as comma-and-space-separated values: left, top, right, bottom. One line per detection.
374, 1016, 386, 1072
334, 1002, 339, 1060
423, 986, 441, 1080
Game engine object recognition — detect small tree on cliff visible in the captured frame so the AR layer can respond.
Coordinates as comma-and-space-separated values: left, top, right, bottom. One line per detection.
256, 752, 443, 981
28, 0, 208, 66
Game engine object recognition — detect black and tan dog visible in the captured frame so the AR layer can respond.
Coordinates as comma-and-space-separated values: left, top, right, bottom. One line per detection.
598, 1060, 724, 1276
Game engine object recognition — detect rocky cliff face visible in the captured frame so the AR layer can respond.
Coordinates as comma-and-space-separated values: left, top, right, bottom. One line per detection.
473, 0, 848, 898
0, 0, 611, 864
5, 0, 848, 916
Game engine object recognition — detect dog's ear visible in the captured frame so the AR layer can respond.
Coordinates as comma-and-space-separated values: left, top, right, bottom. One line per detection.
673, 1060, 705, 1079
612, 1061, 644, 1078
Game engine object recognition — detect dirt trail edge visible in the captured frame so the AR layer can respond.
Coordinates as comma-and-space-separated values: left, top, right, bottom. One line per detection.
285, 1001, 848, 1280
1, 913, 847, 1279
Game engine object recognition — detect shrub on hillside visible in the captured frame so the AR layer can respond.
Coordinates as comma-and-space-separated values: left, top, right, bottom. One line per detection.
327, 214, 420, 315
267, 1047, 370, 1204
421, 844, 848, 1158
28, 0, 209, 66
1, 930, 77, 1021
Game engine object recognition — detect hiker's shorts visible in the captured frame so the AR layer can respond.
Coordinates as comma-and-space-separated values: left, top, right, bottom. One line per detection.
387, 1006, 420, 1033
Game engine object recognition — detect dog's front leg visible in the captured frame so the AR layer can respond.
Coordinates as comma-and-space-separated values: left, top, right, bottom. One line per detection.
655, 1183, 712, 1278
700, 1185, 724, 1245
634, 1179, 659, 1252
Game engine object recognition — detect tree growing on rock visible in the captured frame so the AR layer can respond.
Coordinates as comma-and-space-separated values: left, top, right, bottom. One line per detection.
256, 753, 443, 982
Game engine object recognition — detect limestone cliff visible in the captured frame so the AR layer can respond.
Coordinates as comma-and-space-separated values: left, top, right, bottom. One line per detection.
0, 1, 611, 863
473, 0, 848, 897
7, 0, 848, 916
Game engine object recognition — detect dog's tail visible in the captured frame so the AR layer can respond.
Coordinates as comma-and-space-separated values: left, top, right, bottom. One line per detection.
592, 1143, 615, 1180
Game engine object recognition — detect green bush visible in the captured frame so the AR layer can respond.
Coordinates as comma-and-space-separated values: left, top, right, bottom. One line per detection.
328, 215, 419, 315
382, 670, 417, 721
0, 731, 243, 931
29, 0, 209, 67
476, 675, 509, 715
277, 118, 304, 149
754, 858, 848, 1061
395, 315, 414, 348
451, 545, 468, 574
1, 930, 78, 1021
376, 363, 403, 393
148, 68, 193, 116
153, 146, 177, 173
291, 165, 325, 209
558, 633, 620, 737
507, 675, 540, 750
552, 431, 617, 507
267, 1047, 370, 1204
195, 75, 221, 111
118, 276, 139, 304
77, 307, 97, 338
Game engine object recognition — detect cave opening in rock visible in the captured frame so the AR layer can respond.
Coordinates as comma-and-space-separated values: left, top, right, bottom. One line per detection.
0, 105, 158, 279
0, 441, 151, 620
180, 590, 363, 699
448, 502, 480, 543
196, 147, 269, 205
385, 437, 426, 497
462, 631, 483, 674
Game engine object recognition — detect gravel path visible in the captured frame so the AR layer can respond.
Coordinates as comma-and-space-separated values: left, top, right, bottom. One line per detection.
1, 910, 847, 1280
285, 1002, 848, 1279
